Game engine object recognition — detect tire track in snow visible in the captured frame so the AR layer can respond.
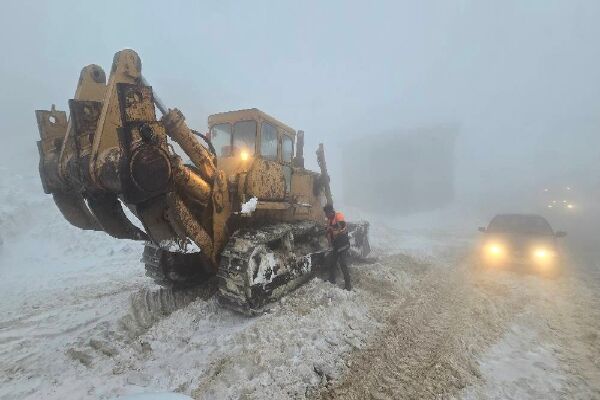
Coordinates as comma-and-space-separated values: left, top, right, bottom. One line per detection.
315, 260, 530, 400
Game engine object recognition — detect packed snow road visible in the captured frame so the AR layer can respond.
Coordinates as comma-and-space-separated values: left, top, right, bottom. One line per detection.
316, 239, 600, 399
1, 172, 600, 399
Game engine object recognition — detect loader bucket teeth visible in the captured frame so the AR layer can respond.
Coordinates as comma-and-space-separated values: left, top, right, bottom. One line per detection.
87, 193, 147, 240
51, 191, 101, 231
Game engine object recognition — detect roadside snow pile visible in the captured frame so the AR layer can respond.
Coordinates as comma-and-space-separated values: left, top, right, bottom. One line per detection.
189, 280, 378, 399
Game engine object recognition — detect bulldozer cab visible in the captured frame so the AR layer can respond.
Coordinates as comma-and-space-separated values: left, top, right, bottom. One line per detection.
208, 108, 295, 166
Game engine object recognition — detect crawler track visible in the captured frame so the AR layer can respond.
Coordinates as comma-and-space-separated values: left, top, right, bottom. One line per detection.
143, 220, 370, 314
142, 243, 214, 289
217, 221, 329, 314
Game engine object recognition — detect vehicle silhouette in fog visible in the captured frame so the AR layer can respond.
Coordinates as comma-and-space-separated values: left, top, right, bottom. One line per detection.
477, 214, 567, 275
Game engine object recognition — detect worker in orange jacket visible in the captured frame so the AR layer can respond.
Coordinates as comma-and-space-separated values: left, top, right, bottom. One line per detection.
324, 204, 352, 290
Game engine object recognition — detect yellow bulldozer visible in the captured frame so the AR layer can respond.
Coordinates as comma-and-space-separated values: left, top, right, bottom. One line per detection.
35, 49, 369, 313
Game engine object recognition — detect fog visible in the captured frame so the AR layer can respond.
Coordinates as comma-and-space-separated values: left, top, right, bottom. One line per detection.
2, 0, 600, 227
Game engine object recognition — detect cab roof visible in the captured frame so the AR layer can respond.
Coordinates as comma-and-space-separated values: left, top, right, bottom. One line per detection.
207, 108, 296, 136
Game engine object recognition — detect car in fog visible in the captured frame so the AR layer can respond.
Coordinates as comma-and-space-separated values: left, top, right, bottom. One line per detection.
478, 214, 566, 274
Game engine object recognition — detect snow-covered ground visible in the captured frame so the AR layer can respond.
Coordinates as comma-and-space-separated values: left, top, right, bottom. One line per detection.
463, 260, 600, 400
0, 171, 440, 399
2, 169, 600, 399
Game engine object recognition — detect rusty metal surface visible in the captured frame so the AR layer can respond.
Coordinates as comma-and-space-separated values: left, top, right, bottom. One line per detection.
36, 104, 101, 230
74, 64, 107, 101
166, 193, 214, 263
130, 145, 171, 193
118, 84, 156, 123
90, 50, 141, 190
211, 170, 231, 261
87, 193, 146, 240
163, 108, 216, 181
255, 201, 291, 210
134, 194, 180, 245
316, 143, 333, 206
172, 158, 212, 205
58, 64, 108, 189
51, 191, 100, 230
293, 130, 305, 168
245, 158, 286, 201
35, 106, 68, 193
116, 82, 171, 204
69, 100, 103, 187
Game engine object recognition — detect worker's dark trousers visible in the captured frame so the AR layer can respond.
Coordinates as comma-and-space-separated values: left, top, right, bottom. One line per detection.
328, 248, 352, 290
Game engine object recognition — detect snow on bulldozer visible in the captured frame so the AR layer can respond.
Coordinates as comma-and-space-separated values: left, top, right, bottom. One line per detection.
35, 49, 370, 314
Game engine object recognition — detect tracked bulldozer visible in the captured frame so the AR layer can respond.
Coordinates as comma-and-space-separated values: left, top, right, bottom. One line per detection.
36, 49, 370, 314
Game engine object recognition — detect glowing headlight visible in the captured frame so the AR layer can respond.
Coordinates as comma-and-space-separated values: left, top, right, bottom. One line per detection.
240, 150, 249, 161
532, 248, 554, 259
534, 249, 548, 258
486, 243, 503, 255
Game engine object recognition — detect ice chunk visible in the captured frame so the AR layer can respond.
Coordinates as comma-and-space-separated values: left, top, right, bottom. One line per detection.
241, 196, 258, 214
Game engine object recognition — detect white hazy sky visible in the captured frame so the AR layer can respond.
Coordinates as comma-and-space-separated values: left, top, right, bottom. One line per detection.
1, 0, 599, 203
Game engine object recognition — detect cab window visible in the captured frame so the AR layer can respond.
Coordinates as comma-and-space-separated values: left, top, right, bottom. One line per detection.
260, 122, 278, 160
210, 123, 232, 157
233, 121, 256, 155
282, 135, 294, 163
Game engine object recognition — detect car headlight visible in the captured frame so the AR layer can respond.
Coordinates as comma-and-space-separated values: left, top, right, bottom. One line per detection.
531, 247, 555, 261
533, 249, 548, 258
485, 243, 504, 256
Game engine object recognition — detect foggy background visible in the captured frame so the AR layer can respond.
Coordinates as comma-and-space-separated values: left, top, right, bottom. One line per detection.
1, 0, 599, 232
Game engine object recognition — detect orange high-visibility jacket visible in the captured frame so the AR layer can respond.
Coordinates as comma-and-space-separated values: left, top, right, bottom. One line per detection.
327, 212, 348, 247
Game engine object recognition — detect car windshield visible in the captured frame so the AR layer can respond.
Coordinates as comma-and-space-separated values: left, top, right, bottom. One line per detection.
487, 215, 553, 235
